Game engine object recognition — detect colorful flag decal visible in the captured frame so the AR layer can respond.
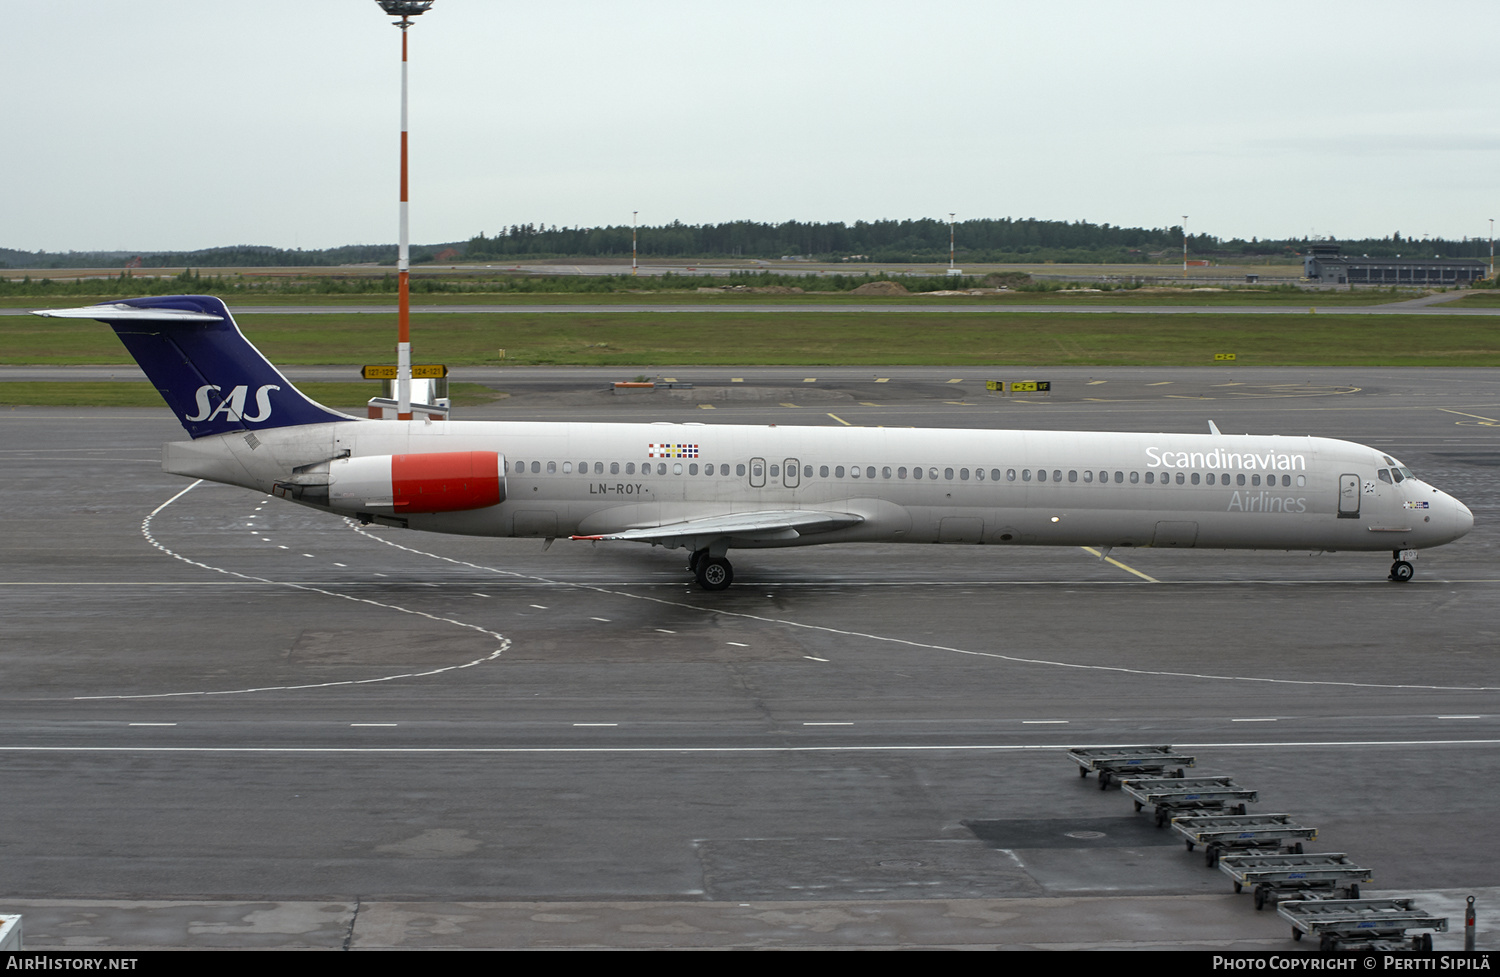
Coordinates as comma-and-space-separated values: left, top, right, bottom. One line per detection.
648, 443, 700, 458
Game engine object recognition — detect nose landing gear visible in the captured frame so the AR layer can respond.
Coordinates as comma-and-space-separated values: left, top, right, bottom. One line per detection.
1389, 548, 1417, 582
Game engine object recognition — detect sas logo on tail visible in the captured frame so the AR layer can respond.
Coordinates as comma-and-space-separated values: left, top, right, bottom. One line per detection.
185, 384, 281, 423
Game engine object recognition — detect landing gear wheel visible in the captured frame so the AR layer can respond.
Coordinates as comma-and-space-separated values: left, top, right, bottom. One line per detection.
1390, 560, 1415, 582
688, 549, 706, 573
695, 556, 734, 591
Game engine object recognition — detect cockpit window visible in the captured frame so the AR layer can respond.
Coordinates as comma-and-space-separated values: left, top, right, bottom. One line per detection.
1377, 469, 1392, 484
1391, 468, 1404, 483
1395, 466, 1414, 481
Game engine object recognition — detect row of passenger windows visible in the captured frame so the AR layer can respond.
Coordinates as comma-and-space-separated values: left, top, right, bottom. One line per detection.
507, 459, 1304, 488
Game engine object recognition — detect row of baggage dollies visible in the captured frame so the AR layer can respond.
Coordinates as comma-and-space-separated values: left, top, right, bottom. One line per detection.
1068, 745, 1451, 952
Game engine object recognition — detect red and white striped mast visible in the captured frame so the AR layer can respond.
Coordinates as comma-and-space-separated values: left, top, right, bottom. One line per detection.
375, 1, 434, 420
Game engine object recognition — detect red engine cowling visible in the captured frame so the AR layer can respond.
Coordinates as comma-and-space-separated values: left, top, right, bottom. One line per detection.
329, 451, 504, 514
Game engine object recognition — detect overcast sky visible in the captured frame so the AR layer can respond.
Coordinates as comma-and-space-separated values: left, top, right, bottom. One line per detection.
7, 1, 1498, 253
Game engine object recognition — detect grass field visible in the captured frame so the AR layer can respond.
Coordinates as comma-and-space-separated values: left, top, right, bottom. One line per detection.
0, 381, 506, 409
6, 310, 1500, 368
8, 287, 1435, 309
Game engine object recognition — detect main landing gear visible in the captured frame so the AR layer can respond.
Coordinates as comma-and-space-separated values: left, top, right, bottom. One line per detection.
1389, 548, 1417, 583
688, 549, 734, 591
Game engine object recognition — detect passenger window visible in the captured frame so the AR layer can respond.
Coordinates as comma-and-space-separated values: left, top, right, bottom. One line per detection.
960, 468, 970, 480
1251, 474, 1260, 486
1190, 472, 1200, 485
770, 465, 780, 478
1296, 475, 1306, 487
610, 462, 620, 475
803, 466, 812, 478
820, 465, 829, 478
1237, 474, 1245, 486
976, 468, 986, 481
531, 461, 541, 474
1069, 470, 1078, 482
1036, 469, 1046, 482
752, 461, 764, 478
673, 463, 683, 475
1206, 473, 1215, 486
1099, 471, 1108, 483
1053, 470, 1062, 482
1006, 469, 1016, 481
991, 469, 1001, 481
944, 468, 954, 480
1176, 472, 1185, 485
1221, 472, 1230, 484
899, 467, 908, 478
1022, 469, 1032, 482
914, 467, 924, 480
626, 462, 636, 475
547, 461, 557, 474
882, 467, 892, 478
689, 464, 698, 475
1114, 471, 1124, 484
563, 462, 573, 474
1130, 471, 1139, 484
850, 466, 861, 478
928, 468, 938, 480
1145, 471, 1154, 484
1083, 470, 1093, 483
867, 466, 876, 479
1281, 474, 1291, 487
835, 466, 845, 478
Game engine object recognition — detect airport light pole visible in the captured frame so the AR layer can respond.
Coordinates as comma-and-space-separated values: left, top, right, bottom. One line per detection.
1490, 218, 1494, 280
632, 211, 638, 276
375, 0, 434, 420
1182, 215, 1189, 276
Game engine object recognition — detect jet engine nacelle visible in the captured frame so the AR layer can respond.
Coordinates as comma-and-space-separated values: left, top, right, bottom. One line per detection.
328, 451, 505, 514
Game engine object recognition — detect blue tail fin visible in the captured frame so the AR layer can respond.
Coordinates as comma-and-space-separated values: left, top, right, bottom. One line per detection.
34, 295, 350, 439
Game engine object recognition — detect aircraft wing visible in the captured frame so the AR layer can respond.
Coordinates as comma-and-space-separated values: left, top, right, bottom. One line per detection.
572, 509, 863, 545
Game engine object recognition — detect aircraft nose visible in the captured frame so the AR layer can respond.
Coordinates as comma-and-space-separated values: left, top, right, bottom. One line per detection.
1454, 497, 1475, 538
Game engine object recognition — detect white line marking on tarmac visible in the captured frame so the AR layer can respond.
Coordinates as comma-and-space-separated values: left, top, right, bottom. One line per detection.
128, 723, 176, 726
81, 482, 512, 701
4, 739, 1498, 755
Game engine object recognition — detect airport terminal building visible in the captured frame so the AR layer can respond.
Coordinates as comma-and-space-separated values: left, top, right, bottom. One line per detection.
1303, 245, 1487, 286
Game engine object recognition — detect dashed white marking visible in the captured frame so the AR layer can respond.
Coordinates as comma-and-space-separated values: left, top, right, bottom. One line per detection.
803, 722, 852, 726
350, 723, 398, 727
1231, 718, 1278, 723
573, 723, 618, 727
129, 723, 177, 727
86, 482, 511, 701
656, 628, 676, 634
1438, 715, 1482, 720
1022, 720, 1069, 725
529, 604, 548, 609
803, 656, 829, 662
590, 617, 611, 622
346, 515, 1500, 694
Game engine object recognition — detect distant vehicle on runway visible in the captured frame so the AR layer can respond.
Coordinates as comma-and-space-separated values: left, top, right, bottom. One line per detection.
35, 296, 1473, 590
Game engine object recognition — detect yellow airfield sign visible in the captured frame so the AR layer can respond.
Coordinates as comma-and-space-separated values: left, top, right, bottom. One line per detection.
361, 365, 449, 379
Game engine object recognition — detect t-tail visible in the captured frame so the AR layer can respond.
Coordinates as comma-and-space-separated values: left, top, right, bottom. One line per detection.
33, 295, 350, 438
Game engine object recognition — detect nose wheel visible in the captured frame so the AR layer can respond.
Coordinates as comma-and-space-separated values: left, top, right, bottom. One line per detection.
1389, 549, 1417, 583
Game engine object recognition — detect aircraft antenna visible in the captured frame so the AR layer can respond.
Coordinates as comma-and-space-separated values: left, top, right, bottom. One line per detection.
374, 1, 435, 420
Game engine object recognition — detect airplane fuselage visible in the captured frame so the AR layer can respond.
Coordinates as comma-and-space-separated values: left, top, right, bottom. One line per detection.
164, 417, 1473, 557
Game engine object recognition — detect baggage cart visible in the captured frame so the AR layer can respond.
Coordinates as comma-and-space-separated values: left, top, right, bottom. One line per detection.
1217, 852, 1371, 909
1170, 813, 1319, 866
1278, 897, 1447, 952
1119, 776, 1257, 827
1066, 745, 1195, 789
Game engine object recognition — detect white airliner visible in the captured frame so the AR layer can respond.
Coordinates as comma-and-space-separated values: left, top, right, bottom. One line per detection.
37, 296, 1473, 589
